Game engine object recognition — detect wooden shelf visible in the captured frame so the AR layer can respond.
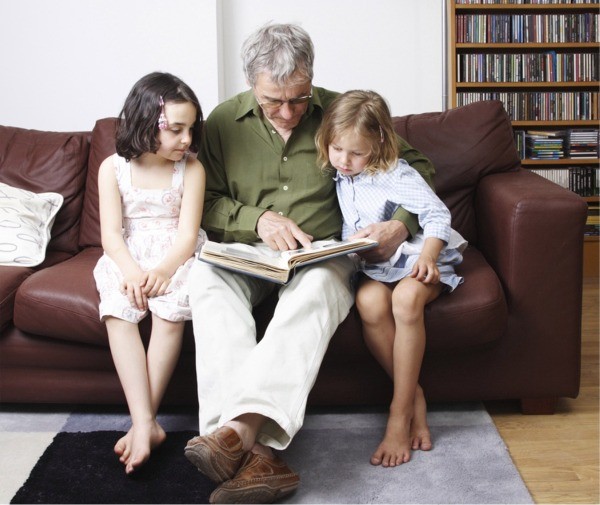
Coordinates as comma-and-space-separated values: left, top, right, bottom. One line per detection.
456, 42, 600, 50
521, 158, 600, 166
455, 81, 599, 89
455, 3, 599, 11
512, 120, 599, 127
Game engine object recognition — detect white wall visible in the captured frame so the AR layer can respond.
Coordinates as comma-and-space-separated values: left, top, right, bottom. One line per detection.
0, 0, 445, 132
220, 0, 445, 117
0, 0, 220, 131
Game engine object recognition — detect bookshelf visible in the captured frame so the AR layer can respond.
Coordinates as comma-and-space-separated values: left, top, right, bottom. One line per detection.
447, 0, 600, 275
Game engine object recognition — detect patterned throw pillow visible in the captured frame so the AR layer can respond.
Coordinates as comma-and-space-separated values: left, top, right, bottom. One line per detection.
0, 182, 64, 266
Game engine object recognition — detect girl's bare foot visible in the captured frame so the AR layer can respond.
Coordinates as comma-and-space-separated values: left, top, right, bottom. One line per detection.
117, 420, 166, 474
411, 385, 432, 451
370, 412, 412, 467
114, 430, 131, 459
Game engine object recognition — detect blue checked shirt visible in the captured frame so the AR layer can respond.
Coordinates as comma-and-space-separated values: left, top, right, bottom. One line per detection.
335, 158, 452, 243
335, 158, 467, 287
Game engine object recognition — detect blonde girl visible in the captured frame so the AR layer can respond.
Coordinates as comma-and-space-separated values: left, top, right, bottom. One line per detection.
316, 90, 467, 467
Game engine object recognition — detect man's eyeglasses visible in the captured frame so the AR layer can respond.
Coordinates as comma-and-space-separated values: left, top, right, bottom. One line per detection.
257, 91, 313, 110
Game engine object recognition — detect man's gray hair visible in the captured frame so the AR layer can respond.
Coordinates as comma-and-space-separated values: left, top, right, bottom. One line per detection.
241, 23, 314, 87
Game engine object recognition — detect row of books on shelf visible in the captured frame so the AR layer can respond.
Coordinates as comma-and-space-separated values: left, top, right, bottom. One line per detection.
457, 91, 599, 120
530, 166, 599, 197
515, 128, 599, 159
457, 52, 598, 83
456, 13, 598, 43
456, 0, 599, 5
585, 201, 599, 236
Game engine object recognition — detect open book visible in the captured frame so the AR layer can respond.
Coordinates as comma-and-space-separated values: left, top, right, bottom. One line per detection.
199, 238, 378, 284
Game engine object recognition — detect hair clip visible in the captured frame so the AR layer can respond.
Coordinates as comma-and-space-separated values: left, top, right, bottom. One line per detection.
379, 125, 384, 144
158, 96, 168, 130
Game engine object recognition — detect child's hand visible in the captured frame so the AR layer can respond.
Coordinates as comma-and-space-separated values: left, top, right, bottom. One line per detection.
121, 271, 148, 311
411, 254, 440, 284
141, 268, 171, 298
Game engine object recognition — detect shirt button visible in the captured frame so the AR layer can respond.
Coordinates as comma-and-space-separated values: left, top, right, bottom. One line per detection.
278, 211, 284, 216
283, 185, 289, 191
283, 156, 288, 162
271, 130, 276, 134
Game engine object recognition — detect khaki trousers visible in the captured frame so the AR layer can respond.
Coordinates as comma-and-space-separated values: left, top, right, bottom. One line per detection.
188, 248, 355, 449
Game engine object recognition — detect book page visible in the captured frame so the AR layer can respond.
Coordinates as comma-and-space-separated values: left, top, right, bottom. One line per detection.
281, 239, 377, 267
201, 241, 288, 269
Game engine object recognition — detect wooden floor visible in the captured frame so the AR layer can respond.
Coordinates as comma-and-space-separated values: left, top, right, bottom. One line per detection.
486, 277, 599, 504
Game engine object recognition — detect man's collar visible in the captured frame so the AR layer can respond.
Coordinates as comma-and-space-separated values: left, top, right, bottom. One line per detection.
235, 90, 260, 120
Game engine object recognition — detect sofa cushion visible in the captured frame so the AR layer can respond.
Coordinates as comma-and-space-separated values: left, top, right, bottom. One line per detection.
0, 266, 33, 332
0, 125, 90, 255
13, 247, 196, 350
79, 118, 119, 248
424, 246, 506, 350
13, 248, 107, 345
393, 100, 520, 245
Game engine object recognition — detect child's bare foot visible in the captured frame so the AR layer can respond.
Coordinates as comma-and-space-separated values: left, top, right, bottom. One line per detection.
117, 420, 166, 474
370, 412, 412, 467
114, 429, 132, 460
411, 385, 432, 451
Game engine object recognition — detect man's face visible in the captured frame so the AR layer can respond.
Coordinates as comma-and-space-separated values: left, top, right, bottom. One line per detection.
253, 72, 312, 133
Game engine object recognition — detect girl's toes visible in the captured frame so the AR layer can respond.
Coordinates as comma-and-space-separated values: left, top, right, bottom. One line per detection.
370, 446, 385, 466
412, 434, 433, 451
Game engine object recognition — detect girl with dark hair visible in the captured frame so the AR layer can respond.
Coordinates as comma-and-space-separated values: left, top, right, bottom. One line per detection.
93, 72, 207, 474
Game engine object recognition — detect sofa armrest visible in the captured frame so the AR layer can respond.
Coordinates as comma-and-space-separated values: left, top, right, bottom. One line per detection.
476, 169, 587, 295
475, 169, 588, 398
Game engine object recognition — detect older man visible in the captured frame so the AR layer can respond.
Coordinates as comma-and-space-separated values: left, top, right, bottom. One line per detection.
185, 23, 434, 504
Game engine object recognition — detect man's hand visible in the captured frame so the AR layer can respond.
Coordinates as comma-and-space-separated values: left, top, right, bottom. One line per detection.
350, 221, 409, 263
256, 210, 314, 251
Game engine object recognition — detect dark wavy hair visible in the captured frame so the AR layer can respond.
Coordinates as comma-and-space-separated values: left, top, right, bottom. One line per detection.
115, 72, 203, 160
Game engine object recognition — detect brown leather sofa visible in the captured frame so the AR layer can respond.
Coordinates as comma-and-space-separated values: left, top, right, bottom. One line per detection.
0, 100, 587, 414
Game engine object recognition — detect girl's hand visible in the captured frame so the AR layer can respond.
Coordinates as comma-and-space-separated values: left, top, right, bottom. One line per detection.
411, 254, 440, 284
121, 271, 148, 311
140, 268, 171, 298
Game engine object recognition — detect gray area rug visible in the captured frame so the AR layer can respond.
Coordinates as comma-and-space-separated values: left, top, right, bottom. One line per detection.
282, 404, 532, 504
60, 402, 532, 504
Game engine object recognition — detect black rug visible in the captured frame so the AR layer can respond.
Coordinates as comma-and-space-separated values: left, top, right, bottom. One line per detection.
11, 431, 214, 504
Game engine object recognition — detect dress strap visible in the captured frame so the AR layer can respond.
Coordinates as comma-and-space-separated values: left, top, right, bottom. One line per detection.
172, 153, 188, 189
112, 153, 131, 189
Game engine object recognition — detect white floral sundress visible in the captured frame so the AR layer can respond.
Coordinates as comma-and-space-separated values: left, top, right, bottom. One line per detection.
93, 153, 206, 323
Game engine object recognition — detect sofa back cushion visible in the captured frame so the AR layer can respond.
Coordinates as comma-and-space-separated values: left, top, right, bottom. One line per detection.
393, 100, 520, 244
79, 118, 118, 248
0, 125, 90, 255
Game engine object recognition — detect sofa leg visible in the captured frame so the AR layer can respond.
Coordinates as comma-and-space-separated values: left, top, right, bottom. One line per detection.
520, 397, 557, 415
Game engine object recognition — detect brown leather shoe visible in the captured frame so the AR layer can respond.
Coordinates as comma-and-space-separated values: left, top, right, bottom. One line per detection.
184, 427, 246, 483
209, 452, 300, 504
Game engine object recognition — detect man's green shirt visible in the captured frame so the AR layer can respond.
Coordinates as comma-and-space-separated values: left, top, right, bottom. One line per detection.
199, 86, 435, 243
